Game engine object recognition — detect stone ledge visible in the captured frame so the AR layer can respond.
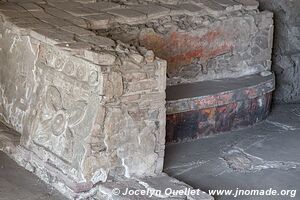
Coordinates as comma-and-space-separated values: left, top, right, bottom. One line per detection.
166, 73, 274, 142
0, 0, 260, 34
166, 73, 275, 114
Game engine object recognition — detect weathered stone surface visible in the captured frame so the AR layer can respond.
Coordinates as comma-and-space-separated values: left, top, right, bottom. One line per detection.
135, 12, 273, 85
235, 0, 259, 10
60, 25, 94, 36
82, 13, 114, 29
83, 50, 116, 65
0, 0, 274, 199
128, 4, 170, 18
30, 28, 75, 45
0, 5, 167, 198
107, 8, 147, 24
38, 5, 89, 27
96, 174, 213, 200
177, 3, 206, 15
257, 0, 300, 103
166, 74, 275, 142
17, 2, 43, 11
83, 1, 121, 11
0, 123, 20, 155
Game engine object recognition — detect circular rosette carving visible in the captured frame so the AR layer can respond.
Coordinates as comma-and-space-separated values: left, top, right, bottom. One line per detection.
88, 71, 98, 85
63, 60, 75, 75
76, 66, 86, 80
46, 86, 63, 112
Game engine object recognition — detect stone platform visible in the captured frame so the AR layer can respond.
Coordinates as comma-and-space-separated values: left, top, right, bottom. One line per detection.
0, 121, 213, 200
0, 0, 273, 199
166, 73, 275, 142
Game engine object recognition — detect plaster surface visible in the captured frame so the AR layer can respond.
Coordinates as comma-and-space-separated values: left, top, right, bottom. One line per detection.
165, 104, 300, 200
257, 0, 300, 103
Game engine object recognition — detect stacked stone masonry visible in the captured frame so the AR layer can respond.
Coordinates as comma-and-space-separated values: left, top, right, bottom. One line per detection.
0, 0, 273, 199
0, 0, 168, 198
257, 0, 300, 103
92, 0, 274, 86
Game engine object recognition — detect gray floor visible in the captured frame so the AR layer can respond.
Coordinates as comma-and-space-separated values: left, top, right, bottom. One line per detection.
0, 152, 67, 200
165, 104, 300, 200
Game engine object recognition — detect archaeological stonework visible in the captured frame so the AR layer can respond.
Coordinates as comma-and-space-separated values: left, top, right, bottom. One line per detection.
0, 11, 168, 200
257, 0, 300, 103
166, 74, 274, 142
96, 1, 273, 86
0, 0, 274, 199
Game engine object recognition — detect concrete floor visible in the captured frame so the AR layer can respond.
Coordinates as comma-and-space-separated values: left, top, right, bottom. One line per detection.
0, 151, 67, 200
0, 104, 299, 200
165, 104, 300, 200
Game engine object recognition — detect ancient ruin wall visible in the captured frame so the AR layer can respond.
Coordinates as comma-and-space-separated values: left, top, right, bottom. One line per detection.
95, 2, 274, 86
257, 0, 300, 103
0, 8, 166, 192
0, 0, 273, 198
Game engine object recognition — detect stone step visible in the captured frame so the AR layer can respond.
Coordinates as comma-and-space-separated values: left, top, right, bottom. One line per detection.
166, 73, 275, 143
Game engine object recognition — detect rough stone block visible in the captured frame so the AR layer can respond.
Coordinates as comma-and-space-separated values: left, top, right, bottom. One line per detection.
107, 8, 147, 24
177, 3, 206, 15
39, 6, 88, 27
83, 1, 120, 11
128, 4, 170, 18
166, 74, 275, 142
30, 28, 75, 45
60, 25, 95, 36
81, 13, 114, 29
17, 2, 43, 11
235, 0, 259, 10
0, 18, 167, 197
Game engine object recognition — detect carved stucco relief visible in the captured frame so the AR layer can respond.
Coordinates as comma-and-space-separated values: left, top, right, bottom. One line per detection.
27, 45, 105, 175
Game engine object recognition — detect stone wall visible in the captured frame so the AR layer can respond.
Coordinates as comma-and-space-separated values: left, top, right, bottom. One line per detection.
0, 0, 273, 198
257, 0, 300, 103
95, 0, 274, 86
0, 2, 166, 194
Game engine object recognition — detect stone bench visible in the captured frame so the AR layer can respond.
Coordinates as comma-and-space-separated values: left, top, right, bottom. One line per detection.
166, 73, 274, 142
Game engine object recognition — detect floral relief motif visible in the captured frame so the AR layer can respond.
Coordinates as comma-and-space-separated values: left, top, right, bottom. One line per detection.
33, 85, 87, 163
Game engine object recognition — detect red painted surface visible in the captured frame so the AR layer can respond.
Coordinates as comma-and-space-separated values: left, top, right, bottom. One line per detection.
166, 93, 272, 143
139, 29, 233, 74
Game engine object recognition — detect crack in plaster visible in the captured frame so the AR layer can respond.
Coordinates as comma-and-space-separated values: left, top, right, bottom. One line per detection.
164, 160, 208, 176
265, 120, 298, 131
9, 35, 19, 53
30, 37, 40, 94
137, 180, 169, 198
291, 107, 300, 117
121, 158, 130, 178
221, 147, 300, 174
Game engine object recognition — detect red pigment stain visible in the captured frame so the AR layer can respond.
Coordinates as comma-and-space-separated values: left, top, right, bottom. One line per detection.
140, 29, 233, 73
